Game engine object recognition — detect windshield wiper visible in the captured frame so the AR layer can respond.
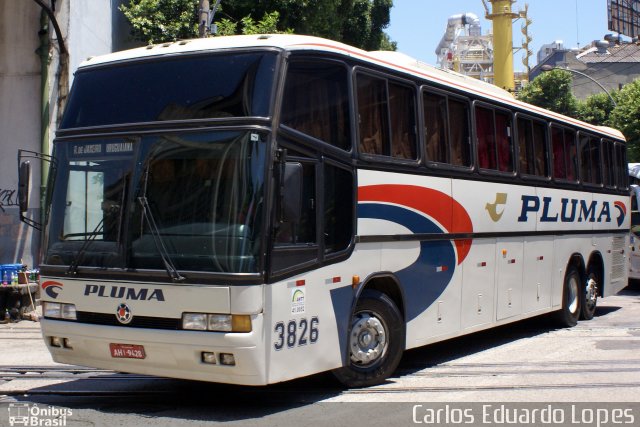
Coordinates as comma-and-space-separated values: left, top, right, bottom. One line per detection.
66, 218, 105, 276
138, 196, 186, 282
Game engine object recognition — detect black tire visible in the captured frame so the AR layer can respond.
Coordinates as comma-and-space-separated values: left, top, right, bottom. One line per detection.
332, 290, 404, 388
555, 265, 581, 327
580, 267, 599, 320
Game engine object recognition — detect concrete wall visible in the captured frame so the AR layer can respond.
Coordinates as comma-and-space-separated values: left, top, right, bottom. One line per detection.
0, 0, 124, 269
0, 0, 42, 267
68, 0, 114, 82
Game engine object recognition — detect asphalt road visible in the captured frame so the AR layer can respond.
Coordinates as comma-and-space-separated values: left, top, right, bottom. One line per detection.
1, 287, 639, 426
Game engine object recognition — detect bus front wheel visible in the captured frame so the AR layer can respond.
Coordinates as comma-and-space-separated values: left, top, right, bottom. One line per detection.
332, 290, 404, 388
555, 265, 581, 327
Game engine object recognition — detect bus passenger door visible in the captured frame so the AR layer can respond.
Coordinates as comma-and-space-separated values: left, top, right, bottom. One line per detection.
495, 238, 524, 320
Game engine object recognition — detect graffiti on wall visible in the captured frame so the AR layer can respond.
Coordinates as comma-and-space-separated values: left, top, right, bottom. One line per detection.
0, 188, 18, 212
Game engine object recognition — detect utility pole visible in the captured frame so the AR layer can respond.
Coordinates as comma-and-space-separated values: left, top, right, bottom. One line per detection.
199, 0, 222, 37
199, 0, 210, 38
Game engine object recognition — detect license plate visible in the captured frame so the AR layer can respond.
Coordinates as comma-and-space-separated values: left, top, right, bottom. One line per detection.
109, 343, 146, 359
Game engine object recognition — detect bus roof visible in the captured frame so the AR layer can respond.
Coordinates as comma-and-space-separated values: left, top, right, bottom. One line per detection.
80, 34, 625, 141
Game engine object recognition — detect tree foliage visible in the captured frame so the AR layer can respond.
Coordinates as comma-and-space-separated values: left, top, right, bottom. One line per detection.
517, 69, 578, 118
216, 0, 396, 50
576, 92, 615, 126
119, 0, 395, 50
119, 0, 199, 44
609, 80, 640, 162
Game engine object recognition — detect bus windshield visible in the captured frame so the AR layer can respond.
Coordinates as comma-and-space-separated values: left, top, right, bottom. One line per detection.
60, 51, 277, 129
45, 130, 268, 274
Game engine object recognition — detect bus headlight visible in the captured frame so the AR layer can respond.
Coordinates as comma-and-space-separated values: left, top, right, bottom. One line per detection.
61, 304, 77, 320
43, 302, 77, 320
182, 313, 252, 332
43, 302, 61, 318
182, 313, 207, 330
208, 314, 232, 332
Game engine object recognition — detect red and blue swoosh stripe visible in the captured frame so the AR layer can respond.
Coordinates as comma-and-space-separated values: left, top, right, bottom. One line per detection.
358, 184, 473, 321
42, 281, 64, 299
614, 201, 626, 227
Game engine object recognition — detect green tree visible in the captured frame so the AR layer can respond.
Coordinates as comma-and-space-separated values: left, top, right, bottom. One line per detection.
517, 69, 579, 117
120, 0, 396, 50
609, 79, 640, 162
576, 91, 616, 126
119, 0, 199, 44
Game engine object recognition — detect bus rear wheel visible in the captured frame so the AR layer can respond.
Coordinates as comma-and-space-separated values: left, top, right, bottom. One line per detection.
581, 268, 599, 320
332, 290, 404, 388
555, 265, 581, 327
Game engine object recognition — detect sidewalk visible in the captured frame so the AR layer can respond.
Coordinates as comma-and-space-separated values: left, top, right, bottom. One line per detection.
0, 307, 60, 367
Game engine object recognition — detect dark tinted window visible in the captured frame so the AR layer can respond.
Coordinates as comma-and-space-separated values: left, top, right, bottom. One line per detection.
389, 82, 417, 159
324, 163, 353, 254
61, 52, 277, 128
357, 73, 417, 160
281, 60, 351, 150
424, 92, 448, 163
580, 134, 602, 185
424, 91, 471, 167
495, 111, 513, 172
602, 139, 614, 187
476, 106, 496, 169
518, 117, 549, 177
358, 75, 389, 156
551, 125, 577, 181
615, 143, 628, 189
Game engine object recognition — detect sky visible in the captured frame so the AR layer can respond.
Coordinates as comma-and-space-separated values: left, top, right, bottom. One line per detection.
387, 0, 619, 71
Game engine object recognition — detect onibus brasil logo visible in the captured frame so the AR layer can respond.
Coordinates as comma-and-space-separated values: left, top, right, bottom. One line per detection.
7, 403, 72, 426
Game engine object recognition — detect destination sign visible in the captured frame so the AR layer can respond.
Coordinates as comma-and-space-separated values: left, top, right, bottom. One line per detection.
70, 141, 134, 157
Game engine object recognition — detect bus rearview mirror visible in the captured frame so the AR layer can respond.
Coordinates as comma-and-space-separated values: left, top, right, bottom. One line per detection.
18, 160, 31, 213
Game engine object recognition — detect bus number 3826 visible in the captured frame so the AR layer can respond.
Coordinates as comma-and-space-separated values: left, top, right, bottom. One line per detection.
274, 317, 319, 350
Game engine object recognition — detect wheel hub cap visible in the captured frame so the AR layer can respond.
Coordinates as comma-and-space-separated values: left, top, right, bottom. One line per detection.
350, 313, 387, 365
585, 277, 598, 307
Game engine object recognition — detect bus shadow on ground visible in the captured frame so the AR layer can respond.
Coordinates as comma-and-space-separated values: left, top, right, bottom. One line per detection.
13, 371, 344, 422
13, 297, 629, 422
397, 304, 621, 376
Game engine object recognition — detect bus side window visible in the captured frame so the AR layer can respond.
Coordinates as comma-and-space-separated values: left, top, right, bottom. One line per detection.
475, 106, 496, 169
495, 111, 513, 172
449, 99, 471, 166
551, 126, 565, 179
602, 139, 613, 187
388, 82, 417, 159
579, 134, 592, 183
357, 75, 389, 156
517, 117, 532, 175
424, 92, 448, 163
281, 60, 351, 151
616, 143, 628, 189
590, 137, 602, 185
564, 128, 577, 181
324, 163, 353, 254
532, 120, 549, 177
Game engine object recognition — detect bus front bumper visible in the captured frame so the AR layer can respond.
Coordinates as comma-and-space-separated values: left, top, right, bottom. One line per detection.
41, 315, 268, 386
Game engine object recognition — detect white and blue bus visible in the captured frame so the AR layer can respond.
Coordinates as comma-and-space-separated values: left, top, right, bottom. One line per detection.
19, 35, 629, 387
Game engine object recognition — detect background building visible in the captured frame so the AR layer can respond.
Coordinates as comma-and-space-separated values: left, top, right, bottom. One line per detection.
529, 36, 640, 100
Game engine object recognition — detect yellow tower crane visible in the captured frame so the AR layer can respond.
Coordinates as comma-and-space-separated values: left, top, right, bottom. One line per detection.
483, 0, 518, 92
